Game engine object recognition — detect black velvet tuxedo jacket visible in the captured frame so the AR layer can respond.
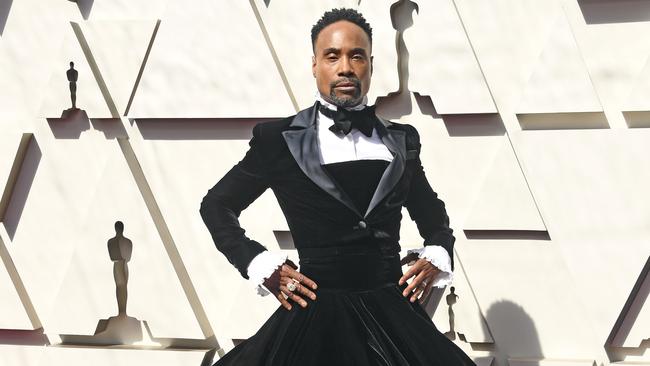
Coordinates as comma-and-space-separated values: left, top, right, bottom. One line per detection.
199, 102, 455, 280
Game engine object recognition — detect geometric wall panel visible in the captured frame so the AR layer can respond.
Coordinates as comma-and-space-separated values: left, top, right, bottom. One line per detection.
458, 236, 599, 359
463, 139, 545, 232
515, 11, 603, 115
129, 1, 294, 118
0, 133, 32, 223
625, 55, 650, 112
0, 132, 40, 331
607, 256, 650, 349
455, 0, 604, 122
402, 0, 496, 114
4, 129, 203, 340
79, 20, 160, 116
0, 236, 34, 329
567, 1, 650, 119
0, 1, 75, 122
512, 128, 650, 356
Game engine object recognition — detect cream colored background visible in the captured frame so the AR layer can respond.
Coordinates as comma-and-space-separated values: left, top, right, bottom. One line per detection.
0, 0, 648, 365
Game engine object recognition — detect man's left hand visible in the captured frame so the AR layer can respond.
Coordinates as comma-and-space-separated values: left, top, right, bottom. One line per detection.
399, 252, 441, 305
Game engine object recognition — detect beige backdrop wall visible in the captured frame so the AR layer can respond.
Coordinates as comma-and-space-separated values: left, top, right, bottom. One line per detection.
0, 0, 648, 365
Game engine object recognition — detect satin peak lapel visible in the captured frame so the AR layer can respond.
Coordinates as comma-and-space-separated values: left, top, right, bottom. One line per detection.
281, 103, 363, 217
364, 117, 406, 218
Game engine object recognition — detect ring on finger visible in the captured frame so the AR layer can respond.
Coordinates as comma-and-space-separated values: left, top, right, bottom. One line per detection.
287, 281, 297, 292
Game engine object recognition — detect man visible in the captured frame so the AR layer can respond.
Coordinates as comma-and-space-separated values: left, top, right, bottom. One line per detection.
199, 8, 454, 311
200, 8, 477, 365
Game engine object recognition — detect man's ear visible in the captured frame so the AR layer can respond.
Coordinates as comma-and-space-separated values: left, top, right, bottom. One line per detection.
370, 55, 374, 75
312, 55, 316, 78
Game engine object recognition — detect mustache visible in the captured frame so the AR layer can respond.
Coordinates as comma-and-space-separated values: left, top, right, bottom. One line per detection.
330, 77, 361, 88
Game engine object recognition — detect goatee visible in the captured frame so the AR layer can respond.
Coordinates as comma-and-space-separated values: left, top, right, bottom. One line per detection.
329, 78, 363, 108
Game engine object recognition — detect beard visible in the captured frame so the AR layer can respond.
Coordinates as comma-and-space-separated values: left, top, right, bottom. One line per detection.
328, 77, 363, 108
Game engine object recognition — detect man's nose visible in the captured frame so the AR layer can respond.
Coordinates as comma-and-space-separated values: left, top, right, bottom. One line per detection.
337, 56, 354, 76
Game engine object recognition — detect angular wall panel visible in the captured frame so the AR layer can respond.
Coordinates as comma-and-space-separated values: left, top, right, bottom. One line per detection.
463, 139, 545, 232
4, 127, 203, 341
402, 0, 496, 114
0, 237, 33, 329
515, 11, 603, 114
512, 129, 650, 345
79, 20, 159, 116
128, 1, 294, 118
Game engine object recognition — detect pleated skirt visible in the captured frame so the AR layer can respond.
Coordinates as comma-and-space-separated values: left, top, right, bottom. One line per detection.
213, 244, 477, 366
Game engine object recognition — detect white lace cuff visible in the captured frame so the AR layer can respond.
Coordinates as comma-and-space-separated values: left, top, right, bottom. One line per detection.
406, 245, 453, 288
247, 250, 288, 297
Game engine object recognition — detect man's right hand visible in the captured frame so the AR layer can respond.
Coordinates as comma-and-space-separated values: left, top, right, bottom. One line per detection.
263, 259, 318, 310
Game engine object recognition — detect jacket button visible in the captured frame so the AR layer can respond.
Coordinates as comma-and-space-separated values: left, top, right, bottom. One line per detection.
357, 220, 367, 229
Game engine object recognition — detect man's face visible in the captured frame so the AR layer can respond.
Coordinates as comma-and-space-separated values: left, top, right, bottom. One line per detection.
312, 20, 373, 108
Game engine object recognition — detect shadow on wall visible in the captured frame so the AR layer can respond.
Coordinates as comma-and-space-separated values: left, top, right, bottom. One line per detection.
134, 119, 268, 140
485, 300, 542, 366
578, 0, 650, 24
0, 329, 49, 346
47, 113, 128, 140
0, 0, 11, 36
70, 0, 94, 20
375, 0, 419, 120
375, 0, 506, 137
605, 256, 650, 362
2, 138, 41, 240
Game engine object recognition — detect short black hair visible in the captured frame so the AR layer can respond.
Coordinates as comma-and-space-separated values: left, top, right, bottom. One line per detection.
311, 8, 373, 52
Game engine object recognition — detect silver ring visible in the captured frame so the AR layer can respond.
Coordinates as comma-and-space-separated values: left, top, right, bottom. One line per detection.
422, 281, 428, 286
287, 281, 297, 292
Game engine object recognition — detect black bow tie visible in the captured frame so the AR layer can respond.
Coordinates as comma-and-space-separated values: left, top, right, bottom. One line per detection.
318, 103, 376, 137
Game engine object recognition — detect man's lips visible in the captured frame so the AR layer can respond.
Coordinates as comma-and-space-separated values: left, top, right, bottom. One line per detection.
334, 83, 358, 91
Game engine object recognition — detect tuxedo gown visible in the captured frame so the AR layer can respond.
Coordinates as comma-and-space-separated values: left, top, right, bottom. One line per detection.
212, 159, 476, 366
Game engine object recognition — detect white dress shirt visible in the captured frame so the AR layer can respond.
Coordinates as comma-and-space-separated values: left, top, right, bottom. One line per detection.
247, 93, 453, 296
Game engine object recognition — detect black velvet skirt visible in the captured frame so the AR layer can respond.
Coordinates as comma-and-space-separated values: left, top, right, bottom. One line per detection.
213, 244, 477, 366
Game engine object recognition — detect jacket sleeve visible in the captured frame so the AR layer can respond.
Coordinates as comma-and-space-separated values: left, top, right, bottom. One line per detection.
199, 123, 270, 279
402, 125, 456, 271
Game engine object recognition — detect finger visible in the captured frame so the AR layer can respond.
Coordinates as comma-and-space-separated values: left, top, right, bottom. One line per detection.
410, 284, 426, 303
399, 258, 427, 285
275, 291, 292, 310
419, 280, 434, 305
281, 277, 317, 300
280, 285, 308, 308
399, 264, 418, 285
282, 266, 318, 291
402, 268, 431, 296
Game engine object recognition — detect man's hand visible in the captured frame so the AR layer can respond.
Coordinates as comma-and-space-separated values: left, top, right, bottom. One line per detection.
263, 259, 318, 310
399, 252, 441, 305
